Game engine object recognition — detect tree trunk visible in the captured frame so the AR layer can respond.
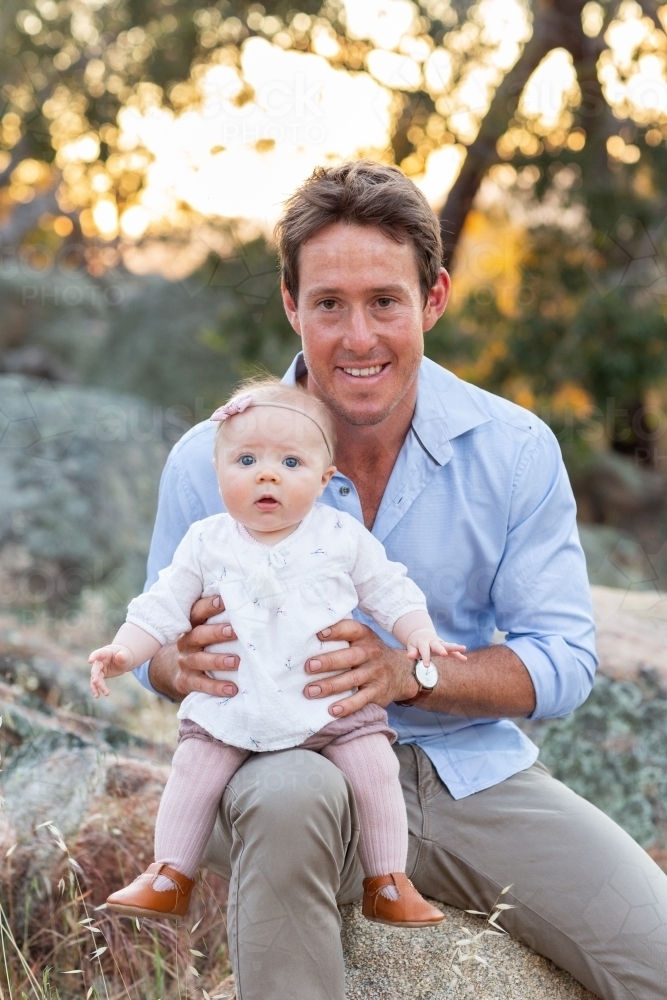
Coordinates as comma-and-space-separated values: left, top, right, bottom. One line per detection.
440, 0, 610, 268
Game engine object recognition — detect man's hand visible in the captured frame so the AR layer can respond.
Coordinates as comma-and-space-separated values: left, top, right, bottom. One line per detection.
304, 621, 418, 717
304, 620, 537, 719
148, 595, 240, 702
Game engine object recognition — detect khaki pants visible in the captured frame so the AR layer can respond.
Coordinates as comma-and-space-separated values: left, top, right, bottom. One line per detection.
201, 744, 667, 1000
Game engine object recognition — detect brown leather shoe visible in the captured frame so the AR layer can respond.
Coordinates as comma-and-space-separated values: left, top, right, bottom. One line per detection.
362, 873, 445, 927
106, 863, 195, 921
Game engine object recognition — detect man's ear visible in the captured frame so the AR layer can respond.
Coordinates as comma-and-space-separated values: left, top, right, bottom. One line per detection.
281, 280, 302, 336
423, 268, 451, 333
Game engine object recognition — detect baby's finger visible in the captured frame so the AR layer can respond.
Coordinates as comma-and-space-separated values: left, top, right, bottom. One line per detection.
450, 650, 468, 661
88, 647, 109, 665
417, 642, 433, 667
430, 640, 450, 656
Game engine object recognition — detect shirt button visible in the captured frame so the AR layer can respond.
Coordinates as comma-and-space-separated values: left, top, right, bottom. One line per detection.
340, 486, 350, 496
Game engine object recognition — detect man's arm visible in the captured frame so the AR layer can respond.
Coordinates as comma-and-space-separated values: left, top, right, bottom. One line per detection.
303, 422, 595, 721
303, 621, 535, 718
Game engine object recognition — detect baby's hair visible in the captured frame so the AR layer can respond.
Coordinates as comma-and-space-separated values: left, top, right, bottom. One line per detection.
212, 375, 336, 461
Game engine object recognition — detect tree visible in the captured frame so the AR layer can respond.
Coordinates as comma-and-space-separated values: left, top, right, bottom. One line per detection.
3, 0, 667, 462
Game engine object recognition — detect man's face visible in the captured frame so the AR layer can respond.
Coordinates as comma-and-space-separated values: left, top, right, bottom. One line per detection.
282, 222, 450, 427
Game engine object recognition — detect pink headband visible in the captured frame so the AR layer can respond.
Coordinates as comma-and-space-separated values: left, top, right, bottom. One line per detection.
211, 394, 334, 460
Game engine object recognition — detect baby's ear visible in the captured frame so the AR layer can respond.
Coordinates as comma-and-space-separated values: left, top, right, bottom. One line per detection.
319, 464, 336, 492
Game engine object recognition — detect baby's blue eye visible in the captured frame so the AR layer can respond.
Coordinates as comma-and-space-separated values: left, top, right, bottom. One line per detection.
283, 457, 299, 468
239, 455, 255, 466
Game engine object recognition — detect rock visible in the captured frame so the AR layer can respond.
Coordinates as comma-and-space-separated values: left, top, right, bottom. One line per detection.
0, 677, 173, 902
591, 584, 667, 685
521, 590, 667, 853
579, 524, 656, 590
0, 674, 599, 1000
215, 903, 596, 1000
342, 901, 597, 1000
525, 673, 667, 848
0, 375, 169, 613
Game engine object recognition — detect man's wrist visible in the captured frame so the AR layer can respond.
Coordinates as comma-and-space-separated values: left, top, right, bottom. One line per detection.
396, 658, 439, 707
394, 651, 424, 705
147, 644, 182, 703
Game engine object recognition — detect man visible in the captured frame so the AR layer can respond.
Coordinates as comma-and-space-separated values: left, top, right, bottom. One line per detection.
136, 161, 667, 1000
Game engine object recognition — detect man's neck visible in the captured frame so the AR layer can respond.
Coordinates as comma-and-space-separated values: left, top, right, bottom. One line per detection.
331, 394, 415, 478
299, 368, 417, 528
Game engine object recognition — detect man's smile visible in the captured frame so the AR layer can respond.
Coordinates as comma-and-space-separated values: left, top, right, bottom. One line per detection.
338, 362, 390, 379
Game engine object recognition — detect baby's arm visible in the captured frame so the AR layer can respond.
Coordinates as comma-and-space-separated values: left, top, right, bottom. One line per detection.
392, 611, 466, 667
347, 517, 467, 667
89, 623, 162, 699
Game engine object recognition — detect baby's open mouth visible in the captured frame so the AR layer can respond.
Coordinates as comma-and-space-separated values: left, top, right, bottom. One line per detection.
255, 495, 280, 511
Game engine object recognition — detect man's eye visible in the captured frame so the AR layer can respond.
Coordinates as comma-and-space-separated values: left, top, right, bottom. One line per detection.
319, 299, 337, 310
239, 455, 255, 466
376, 297, 393, 308
283, 457, 299, 468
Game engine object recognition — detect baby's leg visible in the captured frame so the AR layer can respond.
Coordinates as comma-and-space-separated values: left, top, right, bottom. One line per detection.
322, 734, 407, 900
153, 736, 250, 890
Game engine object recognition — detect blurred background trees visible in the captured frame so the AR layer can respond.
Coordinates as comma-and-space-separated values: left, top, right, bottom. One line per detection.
3, 0, 667, 604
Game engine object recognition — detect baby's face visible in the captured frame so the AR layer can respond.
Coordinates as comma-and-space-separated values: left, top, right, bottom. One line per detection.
215, 406, 335, 539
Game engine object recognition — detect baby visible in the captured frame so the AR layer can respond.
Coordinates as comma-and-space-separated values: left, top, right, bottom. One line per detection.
89, 379, 466, 927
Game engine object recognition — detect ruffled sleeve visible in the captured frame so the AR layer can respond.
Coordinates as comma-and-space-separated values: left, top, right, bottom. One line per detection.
346, 516, 427, 632
126, 522, 205, 644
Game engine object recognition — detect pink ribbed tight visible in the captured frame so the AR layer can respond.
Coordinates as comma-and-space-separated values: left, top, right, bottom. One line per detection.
153, 732, 408, 896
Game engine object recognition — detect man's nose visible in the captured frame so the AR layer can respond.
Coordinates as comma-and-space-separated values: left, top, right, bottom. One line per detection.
342, 305, 378, 354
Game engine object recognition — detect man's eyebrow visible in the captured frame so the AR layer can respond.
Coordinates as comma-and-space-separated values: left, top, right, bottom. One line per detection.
306, 283, 407, 296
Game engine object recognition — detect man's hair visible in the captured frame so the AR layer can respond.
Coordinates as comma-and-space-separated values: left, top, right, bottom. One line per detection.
275, 160, 443, 305
213, 375, 336, 459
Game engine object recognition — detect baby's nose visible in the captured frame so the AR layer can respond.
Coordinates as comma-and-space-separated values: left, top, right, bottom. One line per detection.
257, 464, 280, 482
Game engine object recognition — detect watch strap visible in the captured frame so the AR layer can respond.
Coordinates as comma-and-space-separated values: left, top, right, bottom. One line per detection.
396, 685, 435, 707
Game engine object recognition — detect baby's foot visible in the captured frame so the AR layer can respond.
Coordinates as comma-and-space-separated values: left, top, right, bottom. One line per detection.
106, 863, 194, 920
362, 873, 444, 927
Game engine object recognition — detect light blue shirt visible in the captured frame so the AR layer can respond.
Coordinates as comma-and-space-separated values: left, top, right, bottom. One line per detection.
135, 355, 597, 799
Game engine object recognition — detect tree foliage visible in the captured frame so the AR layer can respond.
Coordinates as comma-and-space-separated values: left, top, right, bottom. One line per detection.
2, 0, 667, 461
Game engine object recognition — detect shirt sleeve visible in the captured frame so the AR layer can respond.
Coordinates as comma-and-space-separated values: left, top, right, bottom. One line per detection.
126, 524, 204, 645
492, 423, 597, 720
132, 444, 209, 694
348, 519, 428, 633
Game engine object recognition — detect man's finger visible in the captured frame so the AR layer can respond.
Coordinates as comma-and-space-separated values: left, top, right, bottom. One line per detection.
178, 622, 237, 652
178, 651, 239, 674
305, 645, 369, 674
317, 619, 373, 643
190, 594, 225, 627
326, 688, 376, 718
304, 665, 376, 700
181, 673, 239, 698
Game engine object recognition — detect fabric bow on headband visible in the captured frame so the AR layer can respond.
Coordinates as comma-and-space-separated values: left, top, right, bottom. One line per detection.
210, 393, 253, 422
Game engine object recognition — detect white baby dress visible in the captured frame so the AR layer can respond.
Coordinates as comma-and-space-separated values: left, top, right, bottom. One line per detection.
126, 503, 427, 751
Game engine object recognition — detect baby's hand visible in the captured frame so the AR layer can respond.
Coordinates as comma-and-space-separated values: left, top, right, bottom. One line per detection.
88, 644, 134, 699
406, 629, 467, 667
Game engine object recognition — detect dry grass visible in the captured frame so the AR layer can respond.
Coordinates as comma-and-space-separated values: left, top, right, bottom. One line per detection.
0, 823, 232, 1000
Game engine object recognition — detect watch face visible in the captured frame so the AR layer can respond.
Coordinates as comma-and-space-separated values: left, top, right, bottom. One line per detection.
415, 659, 438, 689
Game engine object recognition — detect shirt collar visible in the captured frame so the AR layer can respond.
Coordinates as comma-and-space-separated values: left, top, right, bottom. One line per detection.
282, 353, 491, 467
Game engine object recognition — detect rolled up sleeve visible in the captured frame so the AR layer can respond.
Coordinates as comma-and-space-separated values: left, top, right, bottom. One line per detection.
491, 424, 597, 719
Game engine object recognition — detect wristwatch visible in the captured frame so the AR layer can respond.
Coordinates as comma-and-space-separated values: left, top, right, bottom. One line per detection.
396, 659, 439, 708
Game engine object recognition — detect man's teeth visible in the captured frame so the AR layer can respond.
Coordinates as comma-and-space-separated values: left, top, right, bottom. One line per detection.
343, 365, 384, 377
